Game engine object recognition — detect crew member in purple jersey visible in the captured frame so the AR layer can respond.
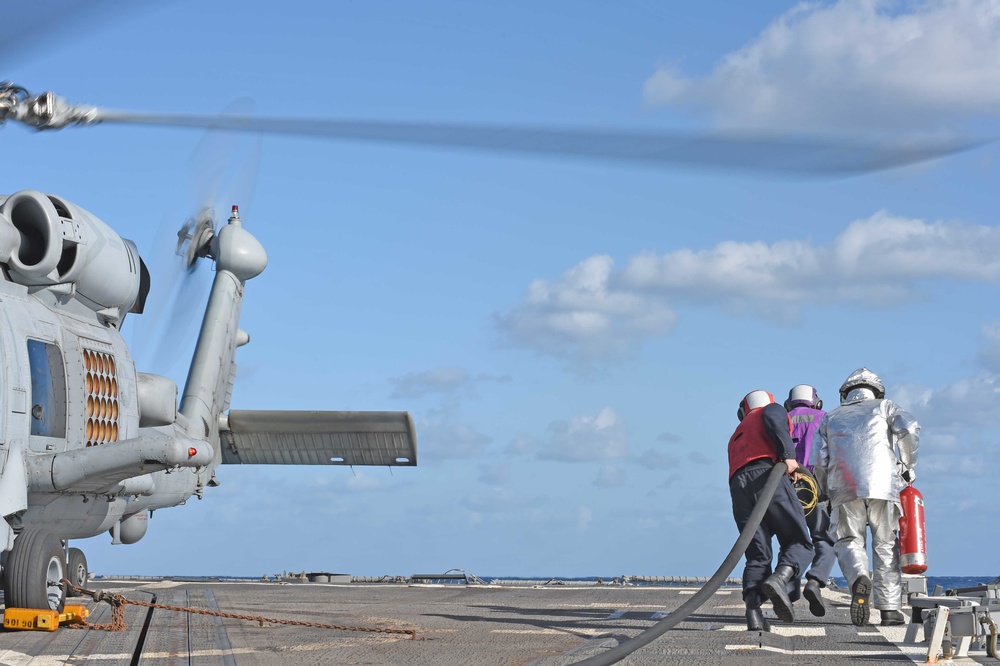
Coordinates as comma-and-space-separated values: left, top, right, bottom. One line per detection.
784, 384, 836, 618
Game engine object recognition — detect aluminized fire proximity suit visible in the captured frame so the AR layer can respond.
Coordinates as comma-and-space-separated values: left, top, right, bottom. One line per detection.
814, 387, 919, 612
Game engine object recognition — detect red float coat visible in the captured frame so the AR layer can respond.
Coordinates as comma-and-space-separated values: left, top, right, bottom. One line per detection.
728, 405, 794, 478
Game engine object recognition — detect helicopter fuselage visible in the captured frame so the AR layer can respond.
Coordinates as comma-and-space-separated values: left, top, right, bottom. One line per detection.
0, 191, 215, 552
3, 278, 207, 536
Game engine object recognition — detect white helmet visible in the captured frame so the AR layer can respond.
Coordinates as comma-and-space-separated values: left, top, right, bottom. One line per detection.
839, 367, 885, 403
737, 390, 775, 421
785, 384, 822, 410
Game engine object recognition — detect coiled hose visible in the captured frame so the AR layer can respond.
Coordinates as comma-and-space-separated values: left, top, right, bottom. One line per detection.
574, 462, 789, 666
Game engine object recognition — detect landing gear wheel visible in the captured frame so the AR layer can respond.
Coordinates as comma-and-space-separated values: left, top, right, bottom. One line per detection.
2, 529, 66, 611
66, 547, 88, 597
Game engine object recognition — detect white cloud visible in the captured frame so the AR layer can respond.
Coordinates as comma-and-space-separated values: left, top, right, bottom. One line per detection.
461, 488, 544, 515
656, 431, 682, 443
623, 213, 1000, 299
644, 0, 1000, 131
418, 420, 493, 460
346, 471, 383, 492
388, 369, 510, 464
594, 464, 626, 488
478, 461, 511, 486
390, 366, 471, 398
977, 321, 1000, 371
895, 373, 1000, 429
409, 393, 497, 462
497, 212, 1000, 361
389, 366, 511, 399
539, 407, 629, 462
873, 371, 1000, 491
494, 255, 676, 365
507, 433, 538, 456
688, 452, 713, 466
634, 448, 677, 470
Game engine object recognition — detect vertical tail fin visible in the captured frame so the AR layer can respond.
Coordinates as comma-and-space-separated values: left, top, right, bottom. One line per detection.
179, 208, 266, 452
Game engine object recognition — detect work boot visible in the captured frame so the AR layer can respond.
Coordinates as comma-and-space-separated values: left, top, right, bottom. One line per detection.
850, 575, 872, 626
760, 565, 796, 623
746, 608, 770, 632
803, 578, 826, 617
880, 609, 907, 626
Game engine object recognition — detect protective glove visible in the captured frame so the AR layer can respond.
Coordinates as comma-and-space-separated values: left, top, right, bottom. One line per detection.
900, 468, 916, 485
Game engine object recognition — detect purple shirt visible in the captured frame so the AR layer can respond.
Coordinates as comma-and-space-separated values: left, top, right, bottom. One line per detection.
787, 404, 826, 469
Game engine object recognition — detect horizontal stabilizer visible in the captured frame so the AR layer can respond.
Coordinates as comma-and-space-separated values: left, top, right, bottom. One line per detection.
220, 410, 417, 466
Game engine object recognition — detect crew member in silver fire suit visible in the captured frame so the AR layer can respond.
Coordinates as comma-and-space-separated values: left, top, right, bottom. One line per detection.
728, 390, 813, 631
814, 368, 919, 627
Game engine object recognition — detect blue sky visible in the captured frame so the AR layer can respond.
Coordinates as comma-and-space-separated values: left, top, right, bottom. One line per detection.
5, 0, 999, 578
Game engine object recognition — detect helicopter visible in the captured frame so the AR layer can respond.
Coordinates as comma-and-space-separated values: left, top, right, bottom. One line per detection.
0, 178, 419, 611
0, 79, 432, 612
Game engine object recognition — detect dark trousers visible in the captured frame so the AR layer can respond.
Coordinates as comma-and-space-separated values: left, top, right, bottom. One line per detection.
730, 462, 814, 608
805, 500, 836, 584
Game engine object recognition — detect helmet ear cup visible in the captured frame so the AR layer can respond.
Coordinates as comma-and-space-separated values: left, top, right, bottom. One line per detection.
783, 399, 792, 411
816, 399, 823, 410
737, 403, 746, 421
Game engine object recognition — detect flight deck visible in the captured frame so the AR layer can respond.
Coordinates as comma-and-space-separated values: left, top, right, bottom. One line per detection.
0, 577, 996, 665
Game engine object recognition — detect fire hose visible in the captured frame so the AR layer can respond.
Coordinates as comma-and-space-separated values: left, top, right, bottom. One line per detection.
574, 462, 789, 666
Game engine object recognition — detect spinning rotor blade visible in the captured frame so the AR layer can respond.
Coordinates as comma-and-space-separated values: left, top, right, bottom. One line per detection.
1, 1, 168, 67
91, 108, 992, 177
130, 115, 261, 377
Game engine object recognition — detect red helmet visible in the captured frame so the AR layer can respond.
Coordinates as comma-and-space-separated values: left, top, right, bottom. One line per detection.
737, 390, 775, 421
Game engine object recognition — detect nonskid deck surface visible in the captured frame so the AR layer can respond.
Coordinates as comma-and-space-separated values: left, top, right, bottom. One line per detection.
0, 579, 991, 665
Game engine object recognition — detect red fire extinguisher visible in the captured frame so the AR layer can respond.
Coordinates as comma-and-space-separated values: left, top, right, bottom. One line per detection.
899, 485, 928, 574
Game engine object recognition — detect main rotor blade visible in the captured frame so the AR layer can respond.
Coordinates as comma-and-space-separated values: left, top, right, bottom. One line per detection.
1, 1, 163, 67
93, 109, 992, 176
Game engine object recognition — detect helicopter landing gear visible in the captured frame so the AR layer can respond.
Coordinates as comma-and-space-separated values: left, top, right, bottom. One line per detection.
66, 547, 88, 597
2, 529, 66, 612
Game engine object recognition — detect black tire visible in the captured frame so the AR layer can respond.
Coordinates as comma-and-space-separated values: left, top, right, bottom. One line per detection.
2, 529, 66, 611
66, 547, 88, 597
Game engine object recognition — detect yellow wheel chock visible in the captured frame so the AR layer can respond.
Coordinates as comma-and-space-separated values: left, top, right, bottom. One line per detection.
3, 605, 89, 631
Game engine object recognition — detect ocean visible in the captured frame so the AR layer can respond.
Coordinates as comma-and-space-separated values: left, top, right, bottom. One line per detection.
833, 575, 998, 592
474, 575, 999, 591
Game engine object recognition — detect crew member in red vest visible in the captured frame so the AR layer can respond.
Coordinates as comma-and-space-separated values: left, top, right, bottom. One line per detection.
729, 390, 814, 631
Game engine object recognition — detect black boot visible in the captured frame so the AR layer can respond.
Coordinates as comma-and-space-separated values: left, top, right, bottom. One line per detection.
760, 565, 796, 623
880, 609, 906, 626
803, 578, 826, 617
850, 575, 872, 627
746, 608, 770, 632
